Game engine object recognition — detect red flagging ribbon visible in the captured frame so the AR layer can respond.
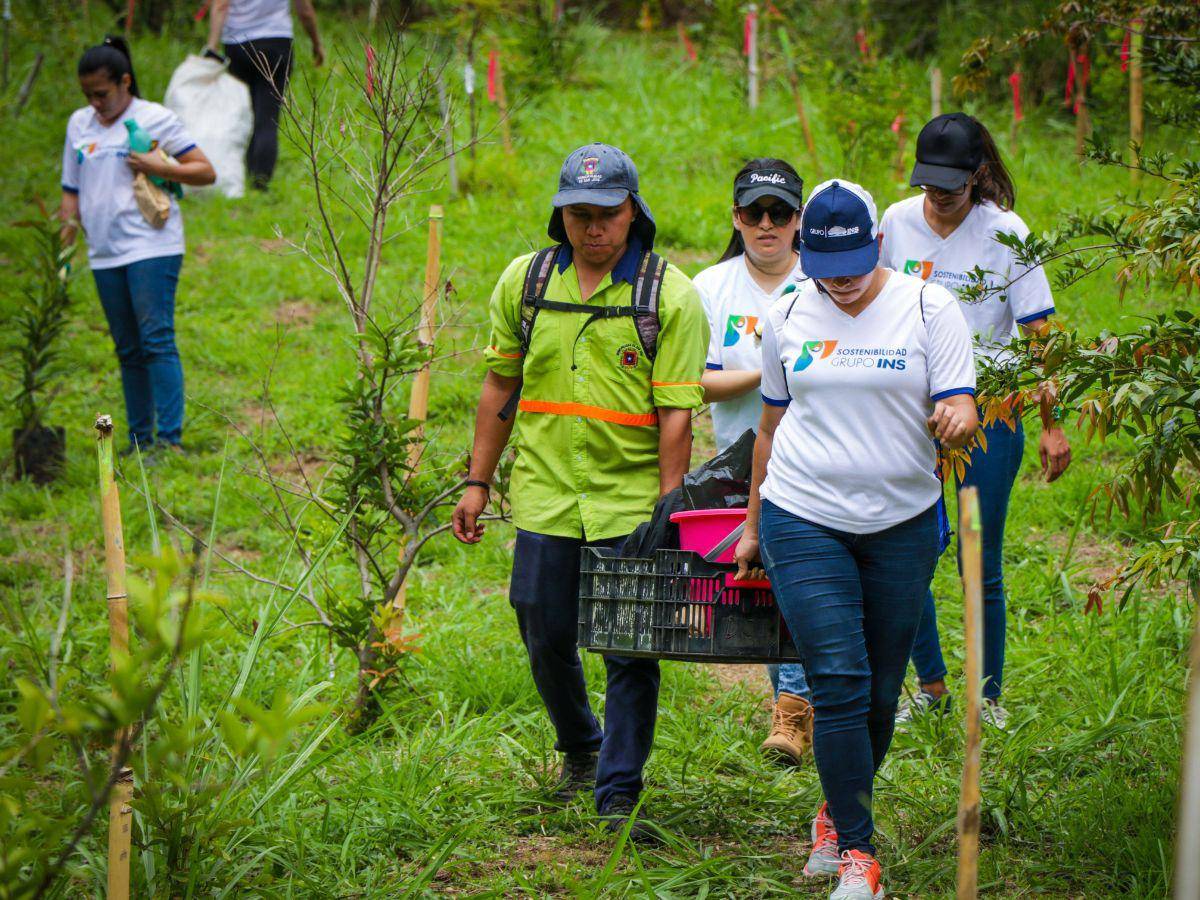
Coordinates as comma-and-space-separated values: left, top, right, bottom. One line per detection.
193, 0, 209, 21
1120, 30, 1131, 72
1065, 55, 1076, 106
365, 44, 377, 99
678, 24, 697, 62
890, 112, 904, 133
855, 28, 869, 59
743, 10, 757, 57
1009, 71, 1023, 122
487, 49, 498, 102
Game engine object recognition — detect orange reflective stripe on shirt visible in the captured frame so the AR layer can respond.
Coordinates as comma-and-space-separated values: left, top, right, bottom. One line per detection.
518, 399, 659, 427
490, 345, 524, 359
651, 380, 701, 387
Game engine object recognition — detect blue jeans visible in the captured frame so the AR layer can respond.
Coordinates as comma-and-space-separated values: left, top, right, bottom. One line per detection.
92, 255, 185, 447
766, 662, 811, 700
760, 499, 939, 855
910, 419, 1025, 701
509, 530, 660, 813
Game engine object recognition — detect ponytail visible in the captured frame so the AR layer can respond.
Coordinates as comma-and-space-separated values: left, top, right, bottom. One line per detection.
78, 35, 140, 97
969, 117, 1015, 210
718, 157, 804, 264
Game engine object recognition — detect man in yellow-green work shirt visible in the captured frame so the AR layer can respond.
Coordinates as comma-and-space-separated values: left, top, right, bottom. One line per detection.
453, 142, 706, 840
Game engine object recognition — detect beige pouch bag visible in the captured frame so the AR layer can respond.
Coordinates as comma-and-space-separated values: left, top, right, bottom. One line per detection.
133, 171, 171, 228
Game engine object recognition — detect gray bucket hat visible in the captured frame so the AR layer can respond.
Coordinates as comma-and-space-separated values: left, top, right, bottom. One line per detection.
547, 142, 657, 249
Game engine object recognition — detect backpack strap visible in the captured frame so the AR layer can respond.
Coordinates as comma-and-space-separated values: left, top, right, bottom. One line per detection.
631, 251, 667, 362
517, 245, 560, 355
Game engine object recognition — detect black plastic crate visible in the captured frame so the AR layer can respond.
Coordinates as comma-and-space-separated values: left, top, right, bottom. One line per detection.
577, 548, 802, 663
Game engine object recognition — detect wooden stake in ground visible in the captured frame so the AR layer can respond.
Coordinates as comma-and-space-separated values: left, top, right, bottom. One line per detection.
892, 112, 907, 183
1009, 66, 1023, 158
393, 207, 443, 617
490, 40, 513, 156
956, 485, 984, 900
436, 75, 458, 198
746, 4, 759, 111
1174, 603, 1200, 898
1129, 21, 1144, 184
95, 414, 132, 900
1070, 42, 1091, 162
930, 66, 942, 119
407, 205, 443, 467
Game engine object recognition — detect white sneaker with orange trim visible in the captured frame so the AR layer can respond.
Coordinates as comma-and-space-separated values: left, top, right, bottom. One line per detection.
802, 802, 841, 877
829, 849, 885, 900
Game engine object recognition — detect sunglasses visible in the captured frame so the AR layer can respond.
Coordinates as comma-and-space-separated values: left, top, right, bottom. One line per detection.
736, 201, 797, 228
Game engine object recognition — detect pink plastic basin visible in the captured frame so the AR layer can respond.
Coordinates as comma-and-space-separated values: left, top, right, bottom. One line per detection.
670, 508, 770, 589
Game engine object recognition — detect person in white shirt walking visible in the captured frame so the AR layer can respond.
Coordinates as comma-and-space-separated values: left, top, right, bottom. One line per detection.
735, 180, 978, 900
61, 37, 216, 453
206, 0, 323, 189
879, 113, 1072, 729
694, 158, 813, 767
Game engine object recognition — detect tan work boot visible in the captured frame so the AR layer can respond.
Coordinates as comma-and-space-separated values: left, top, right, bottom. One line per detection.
760, 691, 813, 767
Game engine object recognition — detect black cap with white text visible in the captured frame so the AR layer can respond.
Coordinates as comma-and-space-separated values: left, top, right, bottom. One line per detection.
734, 168, 804, 209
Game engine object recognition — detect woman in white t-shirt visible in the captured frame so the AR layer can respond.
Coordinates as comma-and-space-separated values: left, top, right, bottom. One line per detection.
735, 180, 977, 899
879, 113, 1072, 729
61, 37, 216, 452
694, 158, 813, 768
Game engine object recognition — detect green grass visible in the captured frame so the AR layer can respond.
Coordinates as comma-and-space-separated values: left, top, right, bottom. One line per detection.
0, 10, 1190, 897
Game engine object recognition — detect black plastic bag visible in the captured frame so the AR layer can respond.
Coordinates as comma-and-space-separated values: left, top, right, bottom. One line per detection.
680, 428, 756, 511
620, 486, 683, 558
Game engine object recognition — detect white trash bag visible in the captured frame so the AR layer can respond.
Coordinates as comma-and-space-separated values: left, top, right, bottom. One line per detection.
164, 55, 252, 198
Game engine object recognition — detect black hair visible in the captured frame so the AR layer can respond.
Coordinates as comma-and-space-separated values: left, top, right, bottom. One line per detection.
78, 35, 139, 98
718, 157, 803, 264
969, 116, 1015, 210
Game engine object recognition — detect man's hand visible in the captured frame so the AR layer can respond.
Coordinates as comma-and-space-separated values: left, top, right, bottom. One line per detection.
452, 485, 489, 544
926, 398, 977, 450
312, 40, 326, 67
1040, 426, 1071, 482
733, 533, 760, 582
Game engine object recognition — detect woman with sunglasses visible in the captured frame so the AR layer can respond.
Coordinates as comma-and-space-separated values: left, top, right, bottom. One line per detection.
736, 179, 977, 899
694, 158, 813, 768
878, 113, 1071, 729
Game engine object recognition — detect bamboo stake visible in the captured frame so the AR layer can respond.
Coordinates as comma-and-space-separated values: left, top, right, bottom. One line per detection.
956, 486, 983, 900
782, 63, 818, 176
392, 207, 443, 616
893, 113, 907, 183
1129, 22, 1144, 185
1073, 43, 1090, 162
747, 4, 759, 111
96, 414, 132, 900
1009, 64, 1022, 158
407, 205, 443, 466
1174, 605, 1200, 899
930, 66, 942, 118
367, 0, 378, 29
436, 75, 458, 198
492, 38, 513, 156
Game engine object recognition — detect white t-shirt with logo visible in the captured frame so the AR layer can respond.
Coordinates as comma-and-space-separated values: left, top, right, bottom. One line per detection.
878, 195, 1054, 361
759, 271, 976, 533
222, 0, 293, 43
694, 253, 806, 451
61, 98, 196, 270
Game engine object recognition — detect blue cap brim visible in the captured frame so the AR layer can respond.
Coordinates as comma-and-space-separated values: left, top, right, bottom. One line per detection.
799, 240, 879, 280
552, 188, 631, 208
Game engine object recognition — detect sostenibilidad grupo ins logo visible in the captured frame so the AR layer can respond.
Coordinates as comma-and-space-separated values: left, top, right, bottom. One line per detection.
793, 340, 837, 372
723, 314, 760, 347
904, 259, 933, 280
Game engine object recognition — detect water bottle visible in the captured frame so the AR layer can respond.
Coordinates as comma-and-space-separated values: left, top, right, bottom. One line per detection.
124, 119, 183, 197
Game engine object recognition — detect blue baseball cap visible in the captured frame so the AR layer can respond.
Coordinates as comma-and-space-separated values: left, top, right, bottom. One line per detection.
547, 142, 657, 248
798, 179, 880, 279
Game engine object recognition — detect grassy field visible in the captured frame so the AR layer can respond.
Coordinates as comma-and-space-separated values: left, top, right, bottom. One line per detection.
0, 12, 1190, 897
